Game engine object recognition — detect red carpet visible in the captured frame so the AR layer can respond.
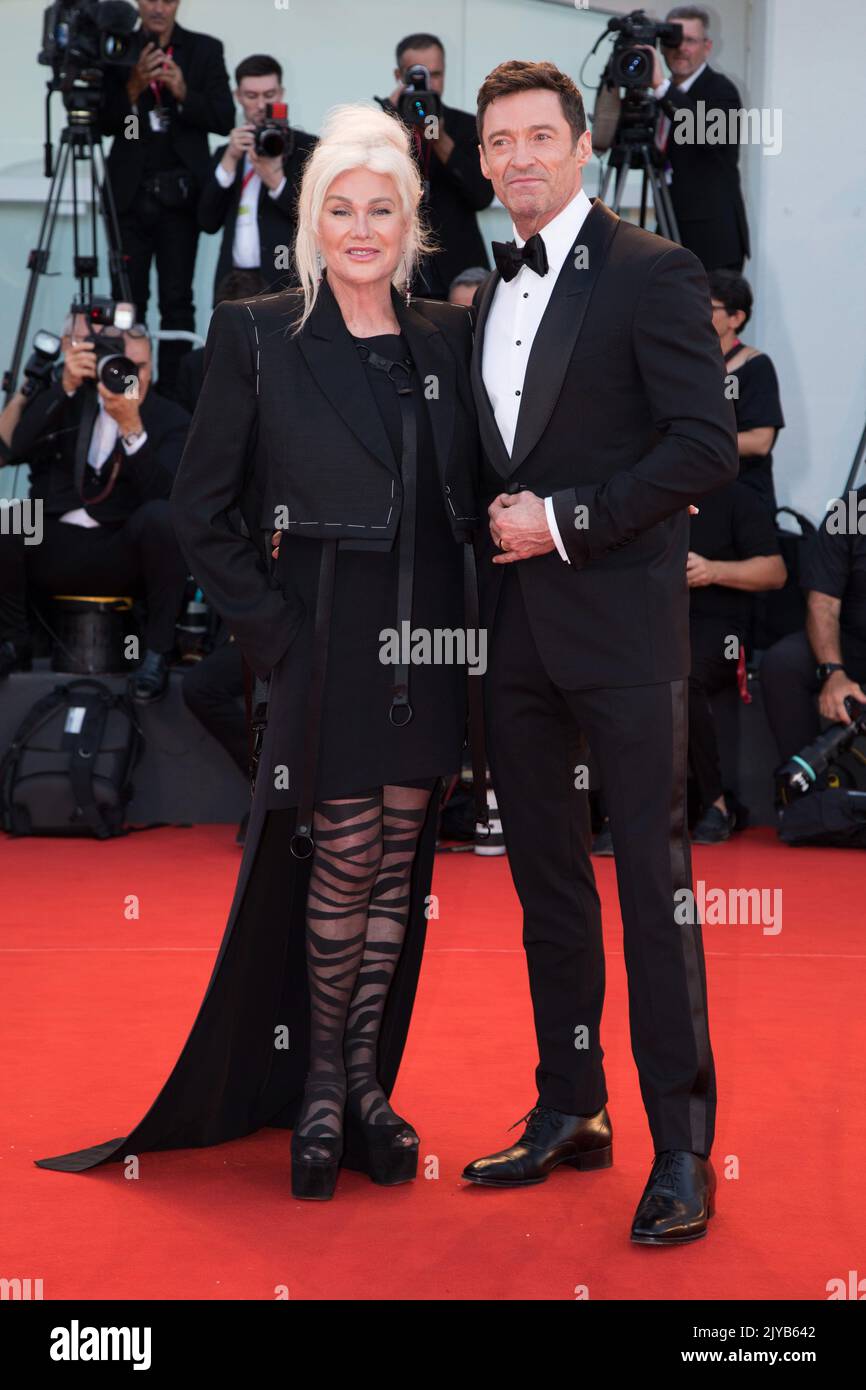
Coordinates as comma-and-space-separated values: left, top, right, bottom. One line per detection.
3, 826, 864, 1301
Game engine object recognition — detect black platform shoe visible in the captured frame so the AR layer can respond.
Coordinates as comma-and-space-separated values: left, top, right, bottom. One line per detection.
344, 1111, 420, 1186
630, 1150, 716, 1245
462, 1103, 613, 1187
290, 1132, 343, 1201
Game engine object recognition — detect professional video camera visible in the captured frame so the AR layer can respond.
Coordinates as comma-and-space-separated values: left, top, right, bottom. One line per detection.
254, 102, 293, 159
397, 64, 441, 128
603, 8, 683, 90
775, 698, 866, 806
70, 296, 140, 394
39, 0, 138, 123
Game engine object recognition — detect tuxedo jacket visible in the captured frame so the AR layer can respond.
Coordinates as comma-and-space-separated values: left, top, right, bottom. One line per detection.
661, 65, 751, 265
198, 130, 317, 301
471, 196, 739, 690
9, 380, 190, 526
99, 23, 235, 213
170, 277, 480, 679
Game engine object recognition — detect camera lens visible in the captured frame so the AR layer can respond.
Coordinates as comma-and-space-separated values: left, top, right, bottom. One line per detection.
97, 353, 137, 395
257, 127, 286, 158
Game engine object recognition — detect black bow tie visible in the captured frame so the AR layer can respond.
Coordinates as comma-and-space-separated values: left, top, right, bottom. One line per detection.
491, 232, 549, 283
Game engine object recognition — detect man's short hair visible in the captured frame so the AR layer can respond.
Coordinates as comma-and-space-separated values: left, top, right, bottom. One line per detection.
708, 269, 753, 327
476, 60, 586, 146
665, 6, 711, 32
235, 54, 283, 87
396, 33, 444, 66
449, 267, 489, 293
215, 269, 268, 305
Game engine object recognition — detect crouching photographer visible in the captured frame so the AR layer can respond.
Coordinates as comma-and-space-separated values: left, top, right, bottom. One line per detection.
0, 304, 190, 702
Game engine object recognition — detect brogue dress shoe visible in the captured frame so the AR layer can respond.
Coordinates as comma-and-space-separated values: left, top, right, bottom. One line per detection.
462, 1103, 613, 1187
630, 1149, 716, 1245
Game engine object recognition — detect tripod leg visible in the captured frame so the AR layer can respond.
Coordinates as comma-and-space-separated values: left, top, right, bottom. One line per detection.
92, 138, 133, 304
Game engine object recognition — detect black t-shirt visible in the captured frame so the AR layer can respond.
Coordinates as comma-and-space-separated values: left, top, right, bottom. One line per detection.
689, 478, 781, 630
727, 351, 785, 512
800, 486, 866, 662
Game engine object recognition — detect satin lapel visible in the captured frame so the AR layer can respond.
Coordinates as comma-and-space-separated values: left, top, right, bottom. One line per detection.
508, 198, 620, 474
296, 276, 398, 475
395, 291, 455, 491
470, 269, 513, 480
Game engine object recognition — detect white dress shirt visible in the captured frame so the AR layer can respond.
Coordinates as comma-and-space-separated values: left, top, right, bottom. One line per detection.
214, 155, 287, 269
481, 185, 593, 563
60, 396, 147, 528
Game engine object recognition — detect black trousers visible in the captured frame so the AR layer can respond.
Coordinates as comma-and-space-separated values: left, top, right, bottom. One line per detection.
0, 501, 187, 653
688, 619, 741, 809
483, 568, 716, 1157
181, 637, 247, 776
760, 628, 866, 761
116, 188, 199, 397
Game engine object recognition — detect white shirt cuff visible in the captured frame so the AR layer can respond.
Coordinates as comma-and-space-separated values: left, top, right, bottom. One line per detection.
654, 77, 671, 98
545, 495, 571, 564
268, 175, 287, 200
121, 430, 148, 456
214, 161, 236, 188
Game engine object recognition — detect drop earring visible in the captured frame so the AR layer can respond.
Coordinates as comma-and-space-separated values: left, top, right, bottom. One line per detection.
402, 255, 411, 306
315, 248, 323, 280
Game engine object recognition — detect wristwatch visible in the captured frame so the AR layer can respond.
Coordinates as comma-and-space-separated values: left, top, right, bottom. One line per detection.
121, 428, 146, 450
816, 662, 846, 684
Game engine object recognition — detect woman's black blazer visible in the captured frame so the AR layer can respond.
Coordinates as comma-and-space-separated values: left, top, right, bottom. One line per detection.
170, 276, 480, 679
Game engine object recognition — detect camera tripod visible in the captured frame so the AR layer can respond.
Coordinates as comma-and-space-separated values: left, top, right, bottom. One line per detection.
1, 81, 133, 495
598, 92, 680, 242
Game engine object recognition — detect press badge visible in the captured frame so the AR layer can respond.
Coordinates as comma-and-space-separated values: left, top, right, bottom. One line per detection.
65, 706, 86, 735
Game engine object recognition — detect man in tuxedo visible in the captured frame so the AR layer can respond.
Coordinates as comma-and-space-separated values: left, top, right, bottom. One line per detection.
198, 54, 316, 302
461, 60, 738, 1244
645, 5, 750, 271
380, 33, 494, 297
1, 317, 190, 699
99, 0, 234, 395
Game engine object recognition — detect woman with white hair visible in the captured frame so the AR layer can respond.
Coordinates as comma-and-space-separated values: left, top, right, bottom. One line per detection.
35, 104, 482, 1203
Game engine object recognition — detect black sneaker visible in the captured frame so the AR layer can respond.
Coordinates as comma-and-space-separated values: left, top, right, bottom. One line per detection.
691, 805, 732, 844
591, 823, 614, 857
129, 649, 169, 704
0, 639, 33, 679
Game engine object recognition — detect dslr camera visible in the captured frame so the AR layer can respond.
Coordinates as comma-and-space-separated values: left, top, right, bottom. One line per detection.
397, 64, 441, 127
254, 102, 293, 159
70, 296, 140, 395
21, 330, 63, 399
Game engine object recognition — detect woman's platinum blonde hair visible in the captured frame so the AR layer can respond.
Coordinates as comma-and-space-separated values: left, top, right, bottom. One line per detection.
292, 103, 436, 334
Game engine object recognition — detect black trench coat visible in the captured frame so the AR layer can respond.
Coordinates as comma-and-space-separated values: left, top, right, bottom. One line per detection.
34, 282, 480, 1174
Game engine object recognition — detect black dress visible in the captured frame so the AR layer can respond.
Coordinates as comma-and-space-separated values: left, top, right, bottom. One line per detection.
34, 321, 474, 1176
264, 331, 466, 809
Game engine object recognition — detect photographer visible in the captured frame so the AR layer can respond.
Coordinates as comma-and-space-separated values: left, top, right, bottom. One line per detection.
99, 0, 234, 396
709, 270, 785, 513
642, 5, 750, 272
0, 313, 189, 700
198, 54, 316, 302
380, 33, 493, 297
687, 481, 786, 841
761, 487, 866, 761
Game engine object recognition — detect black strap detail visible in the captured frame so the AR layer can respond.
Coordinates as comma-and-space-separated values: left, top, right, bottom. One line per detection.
291, 539, 338, 859
68, 693, 112, 839
463, 543, 490, 831
356, 345, 417, 726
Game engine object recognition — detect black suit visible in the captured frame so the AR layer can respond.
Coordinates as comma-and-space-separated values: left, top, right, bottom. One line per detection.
660, 65, 750, 271
99, 23, 234, 394
170, 279, 479, 680
198, 131, 317, 301
411, 103, 494, 297
2, 383, 191, 652
472, 197, 738, 1157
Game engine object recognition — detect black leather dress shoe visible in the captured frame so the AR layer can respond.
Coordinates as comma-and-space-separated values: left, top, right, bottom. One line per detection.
462, 1103, 613, 1187
129, 649, 169, 704
0, 639, 33, 679
692, 805, 732, 844
630, 1150, 716, 1245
